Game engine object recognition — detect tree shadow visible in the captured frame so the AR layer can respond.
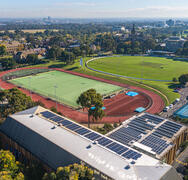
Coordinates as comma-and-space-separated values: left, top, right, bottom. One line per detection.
66, 67, 79, 71
48, 63, 66, 68
168, 82, 181, 89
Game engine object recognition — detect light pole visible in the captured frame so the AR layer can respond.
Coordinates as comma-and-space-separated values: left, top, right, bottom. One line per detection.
29, 76, 32, 99
54, 85, 58, 110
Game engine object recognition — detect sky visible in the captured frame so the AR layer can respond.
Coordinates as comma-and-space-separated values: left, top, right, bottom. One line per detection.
1, 0, 188, 18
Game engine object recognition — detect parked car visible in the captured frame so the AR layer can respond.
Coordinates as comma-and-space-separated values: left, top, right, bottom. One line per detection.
169, 104, 173, 108
173, 89, 179, 93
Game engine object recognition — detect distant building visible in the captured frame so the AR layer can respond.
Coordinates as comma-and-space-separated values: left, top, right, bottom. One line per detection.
14, 48, 46, 61
0, 106, 182, 180
165, 36, 185, 52
112, 26, 126, 32
1, 41, 24, 54
166, 19, 175, 27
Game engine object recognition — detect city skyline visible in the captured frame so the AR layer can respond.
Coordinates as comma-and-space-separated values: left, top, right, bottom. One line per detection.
1, 0, 188, 18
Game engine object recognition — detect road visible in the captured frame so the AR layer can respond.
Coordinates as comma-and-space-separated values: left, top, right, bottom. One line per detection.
160, 86, 188, 119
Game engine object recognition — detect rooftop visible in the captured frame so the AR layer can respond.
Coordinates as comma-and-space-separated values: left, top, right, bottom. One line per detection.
0, 106, 181, 180
107, 113, 187, 159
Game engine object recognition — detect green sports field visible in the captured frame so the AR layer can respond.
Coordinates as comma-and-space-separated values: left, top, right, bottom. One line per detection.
88, 56, 188, 81
87, 56, 188, 104
9, 71, 122, 107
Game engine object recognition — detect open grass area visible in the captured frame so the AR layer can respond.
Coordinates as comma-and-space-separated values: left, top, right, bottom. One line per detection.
88, 56, 188, 81
86, 56, 188, 104
9, 70, 123, 107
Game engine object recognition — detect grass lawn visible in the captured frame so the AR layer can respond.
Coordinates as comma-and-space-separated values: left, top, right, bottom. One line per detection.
86, 56, 188, 104
27, 56, 185, 105
9, 70, 123, 108
88, 56, 188, 81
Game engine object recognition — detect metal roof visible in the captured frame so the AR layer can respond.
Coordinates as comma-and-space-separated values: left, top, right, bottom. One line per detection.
0, 107, 181, 180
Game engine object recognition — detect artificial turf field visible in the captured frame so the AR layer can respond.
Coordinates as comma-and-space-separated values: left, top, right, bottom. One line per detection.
88, 56, 188, 81
9, 70, 123, 107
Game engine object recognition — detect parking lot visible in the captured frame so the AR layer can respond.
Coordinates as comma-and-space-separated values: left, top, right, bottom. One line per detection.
160, 85, 188, 119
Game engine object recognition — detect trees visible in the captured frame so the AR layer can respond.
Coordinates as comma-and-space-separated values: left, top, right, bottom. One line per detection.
0, 88, 40, 118
46, 46, 62, 60
26, 54, 41, 65
0, 45, 6, 56
0, 150, 24, 180
77, 89, 105, 128
42, 164, 93, 180
179, 74, 188, 85
61, 50, 75, 65
0, 58, 17, 70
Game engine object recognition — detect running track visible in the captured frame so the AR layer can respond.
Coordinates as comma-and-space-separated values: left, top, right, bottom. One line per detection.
0, 67, 165, 123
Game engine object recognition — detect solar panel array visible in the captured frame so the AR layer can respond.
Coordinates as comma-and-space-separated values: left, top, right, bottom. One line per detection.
108, 115, 157, 146
108, 113, 183, 155
153, 121, 182, 139
40, 111, 142, 161
140, 135, 170, 154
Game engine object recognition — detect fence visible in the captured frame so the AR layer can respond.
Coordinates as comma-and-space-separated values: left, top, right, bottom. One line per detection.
2, 69, 51, 81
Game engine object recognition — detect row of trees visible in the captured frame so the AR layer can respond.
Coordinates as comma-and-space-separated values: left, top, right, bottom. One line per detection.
0, 149, 94, 180
0, 88, 43, 118
46, 45, 94, 64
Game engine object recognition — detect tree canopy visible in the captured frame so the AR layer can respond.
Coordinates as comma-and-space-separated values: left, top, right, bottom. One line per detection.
0, 45, 6, 56
0, 88, 42, 118
0, 150, 24, 180
179, 74, 188, 85
77, 89, 105, 128
42, 164, 93, 180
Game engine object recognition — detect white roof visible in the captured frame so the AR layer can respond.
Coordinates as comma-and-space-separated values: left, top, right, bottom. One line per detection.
0, 107, 181, 180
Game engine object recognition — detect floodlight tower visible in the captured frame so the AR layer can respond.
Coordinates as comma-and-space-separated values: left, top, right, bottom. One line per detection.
54, 85, 58, 110
29, 76, 32, 99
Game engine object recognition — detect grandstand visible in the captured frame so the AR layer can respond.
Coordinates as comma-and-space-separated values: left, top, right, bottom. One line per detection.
0, 107, 182, 180
107, 113, 188, 164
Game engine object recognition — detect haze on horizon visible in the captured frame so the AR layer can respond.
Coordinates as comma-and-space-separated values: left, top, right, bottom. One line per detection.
1, 0, 188, 18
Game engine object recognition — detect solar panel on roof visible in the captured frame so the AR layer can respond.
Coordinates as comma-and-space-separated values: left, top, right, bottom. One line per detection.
106, 142, 128, 155
84, 132, 101, 141
49, 116, 65, 122
60, 120, 72, 127
75, 127, 91, 135
140, 135, 170, 154
41, 111, 56, 118
122, 150, 134, 159
97, 137, 113, 146
66, 123, 82, 131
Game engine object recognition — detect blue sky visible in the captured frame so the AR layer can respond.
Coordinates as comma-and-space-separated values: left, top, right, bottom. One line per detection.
1, 0, 188, 18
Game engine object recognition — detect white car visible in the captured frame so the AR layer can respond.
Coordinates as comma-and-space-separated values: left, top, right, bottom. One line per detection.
169, 104, 173, 108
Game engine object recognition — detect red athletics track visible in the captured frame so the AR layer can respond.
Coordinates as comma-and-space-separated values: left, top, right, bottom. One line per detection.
0, 67, 164, 123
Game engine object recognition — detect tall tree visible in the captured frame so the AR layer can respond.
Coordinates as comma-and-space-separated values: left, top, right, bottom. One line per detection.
46, 46, 62, 60
0, 45, 6, 56
77, 89, 105, 128
0, 88, 40, 118
0, 150, 24, 179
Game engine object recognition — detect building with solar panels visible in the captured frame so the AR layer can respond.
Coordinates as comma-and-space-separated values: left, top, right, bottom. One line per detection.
0, 106, 183, 180
107, 113, 188, 165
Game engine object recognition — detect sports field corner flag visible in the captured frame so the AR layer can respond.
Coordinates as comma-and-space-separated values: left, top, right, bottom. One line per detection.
80, 58, 83, 67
